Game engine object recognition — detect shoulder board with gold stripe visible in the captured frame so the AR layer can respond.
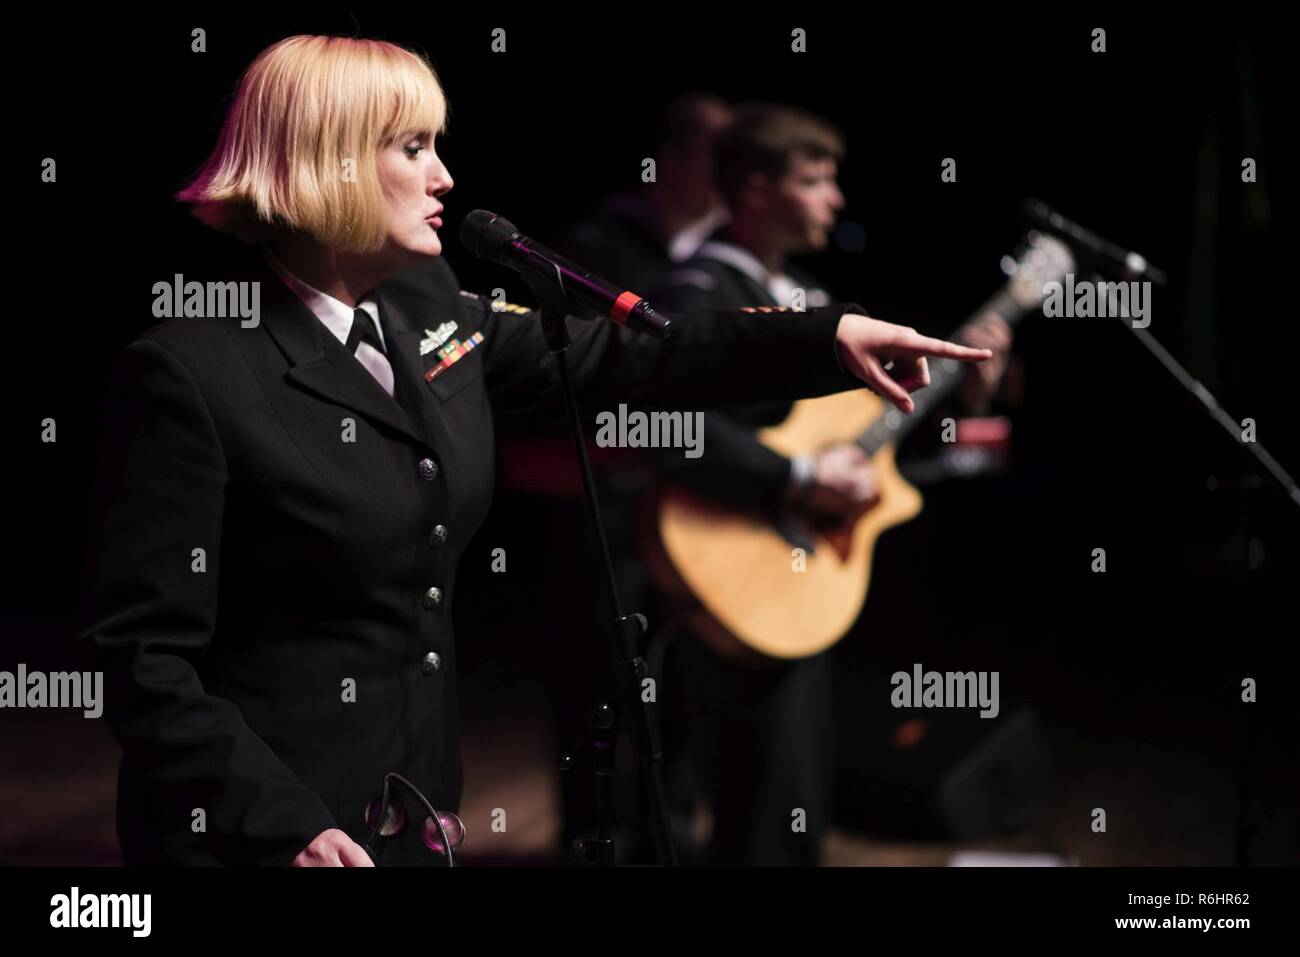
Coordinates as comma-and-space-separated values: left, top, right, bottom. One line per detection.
459, 290, 532, 315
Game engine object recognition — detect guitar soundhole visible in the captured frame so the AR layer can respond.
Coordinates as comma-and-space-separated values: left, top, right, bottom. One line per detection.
819, 518, 856, 562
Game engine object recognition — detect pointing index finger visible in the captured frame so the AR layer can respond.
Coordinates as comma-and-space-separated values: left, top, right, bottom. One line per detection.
901, 334, 994, 362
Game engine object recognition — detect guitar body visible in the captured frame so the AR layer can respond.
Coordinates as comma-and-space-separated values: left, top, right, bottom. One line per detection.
646, 234, 1075, 662
649, 389, 922, 662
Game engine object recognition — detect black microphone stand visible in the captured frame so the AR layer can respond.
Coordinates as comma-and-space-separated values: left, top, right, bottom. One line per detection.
1087, 268, 1300, 866
1099, 273, 1299, 512
515, 268, 679, 867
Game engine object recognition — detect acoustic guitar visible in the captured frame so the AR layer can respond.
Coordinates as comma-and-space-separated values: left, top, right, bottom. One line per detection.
647, 233, 1074, 661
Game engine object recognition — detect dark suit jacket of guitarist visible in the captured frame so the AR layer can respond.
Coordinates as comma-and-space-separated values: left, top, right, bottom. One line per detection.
652, 239, 851, 509
74, 237, 867, 865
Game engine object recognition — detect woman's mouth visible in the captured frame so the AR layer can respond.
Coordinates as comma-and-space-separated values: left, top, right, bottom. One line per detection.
426, 215, 443, 229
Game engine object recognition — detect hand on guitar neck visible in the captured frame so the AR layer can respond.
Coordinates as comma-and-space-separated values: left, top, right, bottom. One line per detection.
956, 312, 1014, 413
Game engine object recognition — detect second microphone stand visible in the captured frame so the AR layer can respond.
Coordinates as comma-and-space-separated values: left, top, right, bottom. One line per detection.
521, 274, 678, 867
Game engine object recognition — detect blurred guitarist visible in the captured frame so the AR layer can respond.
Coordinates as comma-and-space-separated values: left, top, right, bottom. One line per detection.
650, 102, 1013, 866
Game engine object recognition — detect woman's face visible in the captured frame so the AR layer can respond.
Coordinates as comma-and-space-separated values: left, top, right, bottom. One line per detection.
377, 131, 453, 260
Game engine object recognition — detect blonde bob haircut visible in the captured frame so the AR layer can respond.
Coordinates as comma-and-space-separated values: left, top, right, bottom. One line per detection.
178, 35, 448, 253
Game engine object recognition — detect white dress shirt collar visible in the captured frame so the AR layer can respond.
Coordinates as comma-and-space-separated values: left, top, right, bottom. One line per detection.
260, 244, 386, 351
694, 238, 830, 310
694, 238, 799, 306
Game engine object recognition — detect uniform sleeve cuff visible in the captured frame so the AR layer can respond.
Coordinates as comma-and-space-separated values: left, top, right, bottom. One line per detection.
784, 453, 818, 503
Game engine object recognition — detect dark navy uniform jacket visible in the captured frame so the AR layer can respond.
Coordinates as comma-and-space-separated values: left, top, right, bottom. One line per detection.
653, 241, 840, 509
75, 240, 864, 865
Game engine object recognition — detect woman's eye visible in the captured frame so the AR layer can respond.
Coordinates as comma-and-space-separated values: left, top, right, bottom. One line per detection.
404, 144, 424, 159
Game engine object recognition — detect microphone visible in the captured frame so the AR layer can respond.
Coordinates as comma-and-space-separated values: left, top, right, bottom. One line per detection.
459, 209, 672, 340
1022, 199, 1167, 286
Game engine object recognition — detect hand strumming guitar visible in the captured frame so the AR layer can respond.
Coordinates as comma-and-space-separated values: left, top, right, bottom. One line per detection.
804, 444, 881, 518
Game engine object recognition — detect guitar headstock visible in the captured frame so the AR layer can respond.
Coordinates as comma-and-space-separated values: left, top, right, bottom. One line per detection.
897, 230, 1075, 432
1001, 231, 1075, 311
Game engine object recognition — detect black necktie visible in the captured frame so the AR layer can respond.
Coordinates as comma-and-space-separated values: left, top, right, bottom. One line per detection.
346, 308, 386, 355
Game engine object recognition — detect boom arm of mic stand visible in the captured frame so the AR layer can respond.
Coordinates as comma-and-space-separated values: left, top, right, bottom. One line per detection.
1099, 273, 1300, 510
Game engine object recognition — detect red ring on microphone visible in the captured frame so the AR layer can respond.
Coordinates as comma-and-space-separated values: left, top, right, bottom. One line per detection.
611, 291, 643, 327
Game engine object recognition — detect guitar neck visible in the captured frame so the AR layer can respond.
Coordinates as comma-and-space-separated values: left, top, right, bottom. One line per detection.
856, 284, 1027, 455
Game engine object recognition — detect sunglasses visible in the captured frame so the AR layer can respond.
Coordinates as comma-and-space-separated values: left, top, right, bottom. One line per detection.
362, 772, 466, 866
